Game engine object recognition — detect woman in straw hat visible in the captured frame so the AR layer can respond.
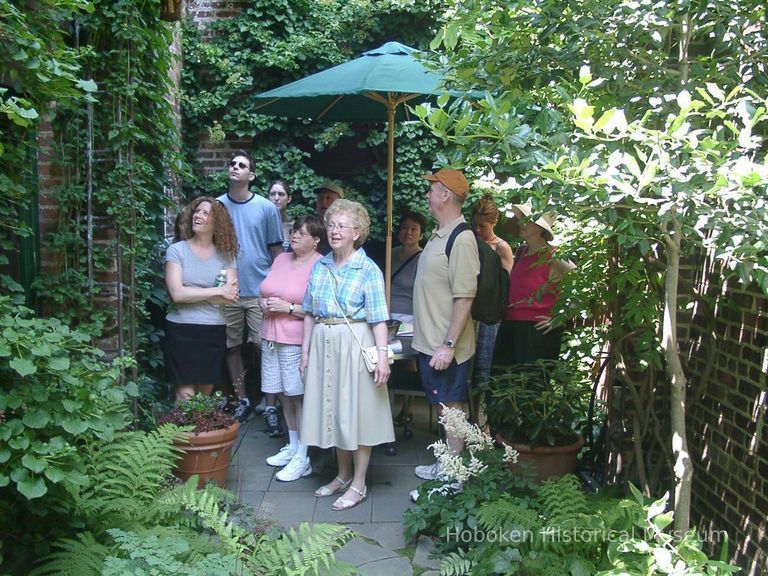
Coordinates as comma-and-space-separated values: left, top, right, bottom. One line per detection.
493, 201, 575, 368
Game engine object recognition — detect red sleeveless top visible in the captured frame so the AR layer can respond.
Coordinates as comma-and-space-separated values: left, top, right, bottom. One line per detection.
506, 245, 558, 321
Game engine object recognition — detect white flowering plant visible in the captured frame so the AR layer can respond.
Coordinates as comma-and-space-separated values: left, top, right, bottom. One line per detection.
403, 406, 526, 542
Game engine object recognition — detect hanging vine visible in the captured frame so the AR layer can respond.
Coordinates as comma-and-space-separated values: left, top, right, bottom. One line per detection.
33, 0, 188, 393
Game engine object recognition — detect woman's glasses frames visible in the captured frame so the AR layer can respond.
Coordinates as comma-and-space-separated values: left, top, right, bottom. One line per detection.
325, 223, 357, 232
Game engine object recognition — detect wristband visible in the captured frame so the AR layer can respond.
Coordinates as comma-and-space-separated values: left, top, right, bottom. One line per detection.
376, 346, 388, 351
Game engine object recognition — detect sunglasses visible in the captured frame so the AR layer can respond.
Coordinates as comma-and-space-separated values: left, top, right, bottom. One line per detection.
229, 160, 249, 170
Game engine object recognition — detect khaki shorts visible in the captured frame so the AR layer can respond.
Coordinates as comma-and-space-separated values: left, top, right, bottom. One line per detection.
223, 297, 263, 348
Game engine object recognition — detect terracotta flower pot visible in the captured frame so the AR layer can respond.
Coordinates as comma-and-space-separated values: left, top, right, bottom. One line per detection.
174, 421, 240, 488
501, 433, 585, 484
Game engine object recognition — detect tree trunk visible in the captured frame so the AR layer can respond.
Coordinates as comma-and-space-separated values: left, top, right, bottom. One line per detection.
663, 216, 692, 533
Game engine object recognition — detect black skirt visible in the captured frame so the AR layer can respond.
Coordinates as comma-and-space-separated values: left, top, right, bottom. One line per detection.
164, 320, 226, 386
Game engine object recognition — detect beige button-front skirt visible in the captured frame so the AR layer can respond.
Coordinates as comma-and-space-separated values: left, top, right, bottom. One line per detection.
300, 322, 395, 450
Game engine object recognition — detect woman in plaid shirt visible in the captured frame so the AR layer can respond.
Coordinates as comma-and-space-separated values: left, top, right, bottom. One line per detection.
300, 199, 395, 511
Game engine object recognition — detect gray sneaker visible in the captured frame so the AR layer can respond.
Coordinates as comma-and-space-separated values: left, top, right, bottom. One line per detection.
264, 407, 284, 437
234, 399, 253, 423
253, 397, 268, 414
414, 461, 447, 481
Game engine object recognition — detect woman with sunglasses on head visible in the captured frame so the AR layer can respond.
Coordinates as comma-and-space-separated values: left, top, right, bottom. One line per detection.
165, 196, 240, 402
300, 199, 394, 511
258, 215, 324, 481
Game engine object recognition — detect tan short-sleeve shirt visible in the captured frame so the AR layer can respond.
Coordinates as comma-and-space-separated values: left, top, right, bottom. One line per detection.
412, 216, 480, 364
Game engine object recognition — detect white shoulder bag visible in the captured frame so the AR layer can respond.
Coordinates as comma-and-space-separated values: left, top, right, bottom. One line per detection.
328, 270, 393, 372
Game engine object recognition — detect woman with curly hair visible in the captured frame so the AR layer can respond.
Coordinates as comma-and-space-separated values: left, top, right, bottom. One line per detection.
165, 196, 240, 401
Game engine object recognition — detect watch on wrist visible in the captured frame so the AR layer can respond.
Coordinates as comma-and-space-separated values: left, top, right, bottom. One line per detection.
289, 303, 295, 314
443, 339, 456, 349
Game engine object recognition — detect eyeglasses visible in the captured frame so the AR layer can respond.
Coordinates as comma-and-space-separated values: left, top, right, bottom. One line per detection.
325, 223, 357, 232
229, 160, 249, 170
290, 229, 310, 238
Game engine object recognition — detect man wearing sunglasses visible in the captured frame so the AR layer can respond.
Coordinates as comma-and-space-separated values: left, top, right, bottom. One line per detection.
218, 150, 285, 424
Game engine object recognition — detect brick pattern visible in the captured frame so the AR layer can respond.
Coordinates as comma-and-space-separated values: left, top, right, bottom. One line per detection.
187, 0, 249, 25
194, 132, 254, 176
679, 257, 767, 576
36, 117, 63, 277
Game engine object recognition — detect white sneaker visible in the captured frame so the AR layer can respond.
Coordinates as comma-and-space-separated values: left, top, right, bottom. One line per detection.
275, 454, 312, 482
266, 444, 294, 467
414, 461, 447, 481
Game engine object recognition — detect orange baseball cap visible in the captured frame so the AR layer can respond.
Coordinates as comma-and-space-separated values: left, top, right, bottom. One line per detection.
421, 169, 470, 200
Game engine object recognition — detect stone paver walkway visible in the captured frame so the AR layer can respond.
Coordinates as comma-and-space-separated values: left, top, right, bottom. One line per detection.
227, 398, 443, 574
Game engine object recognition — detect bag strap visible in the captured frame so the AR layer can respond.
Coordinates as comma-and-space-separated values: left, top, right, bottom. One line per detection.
445, 222, 474, 261
326, 267, 367, 353
391, 249, 421, 280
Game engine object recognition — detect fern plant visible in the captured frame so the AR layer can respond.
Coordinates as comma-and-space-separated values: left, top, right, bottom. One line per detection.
30, 424, 355, 576
74, 425, 189, 527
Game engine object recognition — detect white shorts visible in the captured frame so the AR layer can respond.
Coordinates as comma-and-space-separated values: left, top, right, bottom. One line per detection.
260, 340, 304, 396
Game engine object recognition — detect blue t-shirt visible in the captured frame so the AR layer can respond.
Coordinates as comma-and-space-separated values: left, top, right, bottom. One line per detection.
217, 192, 284, 297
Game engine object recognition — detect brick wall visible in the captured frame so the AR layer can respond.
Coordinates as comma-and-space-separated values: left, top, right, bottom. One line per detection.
36, 117, 63, 278
679, 255, 767, 576
185, 0, 254, 177
187, 0, 248, 26
194, 132, 254, 176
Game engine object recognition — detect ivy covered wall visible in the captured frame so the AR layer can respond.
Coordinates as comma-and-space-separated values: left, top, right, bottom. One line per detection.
181, 0, 449, 244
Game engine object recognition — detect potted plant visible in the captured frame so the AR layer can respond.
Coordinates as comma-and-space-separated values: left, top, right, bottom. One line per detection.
156, 392, 240, 488
483, 359, 591, 482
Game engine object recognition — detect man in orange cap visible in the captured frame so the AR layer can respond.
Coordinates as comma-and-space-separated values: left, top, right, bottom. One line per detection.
412, 168, 480, 482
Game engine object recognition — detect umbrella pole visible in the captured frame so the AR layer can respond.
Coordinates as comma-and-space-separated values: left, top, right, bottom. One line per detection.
385, 99, 395, 309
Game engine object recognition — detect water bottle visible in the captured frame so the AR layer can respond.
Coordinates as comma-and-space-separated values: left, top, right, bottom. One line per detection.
213, 269, 227, 287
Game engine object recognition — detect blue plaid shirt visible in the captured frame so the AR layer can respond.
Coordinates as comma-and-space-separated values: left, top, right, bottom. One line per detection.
303, 248, 389, 323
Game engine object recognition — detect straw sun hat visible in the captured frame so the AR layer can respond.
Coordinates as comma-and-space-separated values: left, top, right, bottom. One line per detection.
505, 201, 556, 241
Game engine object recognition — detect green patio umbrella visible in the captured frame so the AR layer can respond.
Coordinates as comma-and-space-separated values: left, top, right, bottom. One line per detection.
252, 41, 461, 304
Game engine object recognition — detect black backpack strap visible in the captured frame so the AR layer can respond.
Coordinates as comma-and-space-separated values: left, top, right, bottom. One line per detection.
445, 222, 474, 260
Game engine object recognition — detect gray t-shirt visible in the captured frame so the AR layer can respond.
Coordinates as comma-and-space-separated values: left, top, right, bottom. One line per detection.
165, 241, 235, 325
390, 246, 422, 315
217, 192, 284, 297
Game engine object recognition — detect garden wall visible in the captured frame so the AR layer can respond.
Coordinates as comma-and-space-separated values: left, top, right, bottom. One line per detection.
678, 255, 767, 576
187, 0, 248, 24
32, 2, 766, 573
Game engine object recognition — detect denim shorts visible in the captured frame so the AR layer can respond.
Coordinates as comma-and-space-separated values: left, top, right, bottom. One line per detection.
418, 353, 470, 404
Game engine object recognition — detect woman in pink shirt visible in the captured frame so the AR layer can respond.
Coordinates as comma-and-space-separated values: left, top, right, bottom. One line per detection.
494, 201, 575, 367
259, 215, 324, 482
